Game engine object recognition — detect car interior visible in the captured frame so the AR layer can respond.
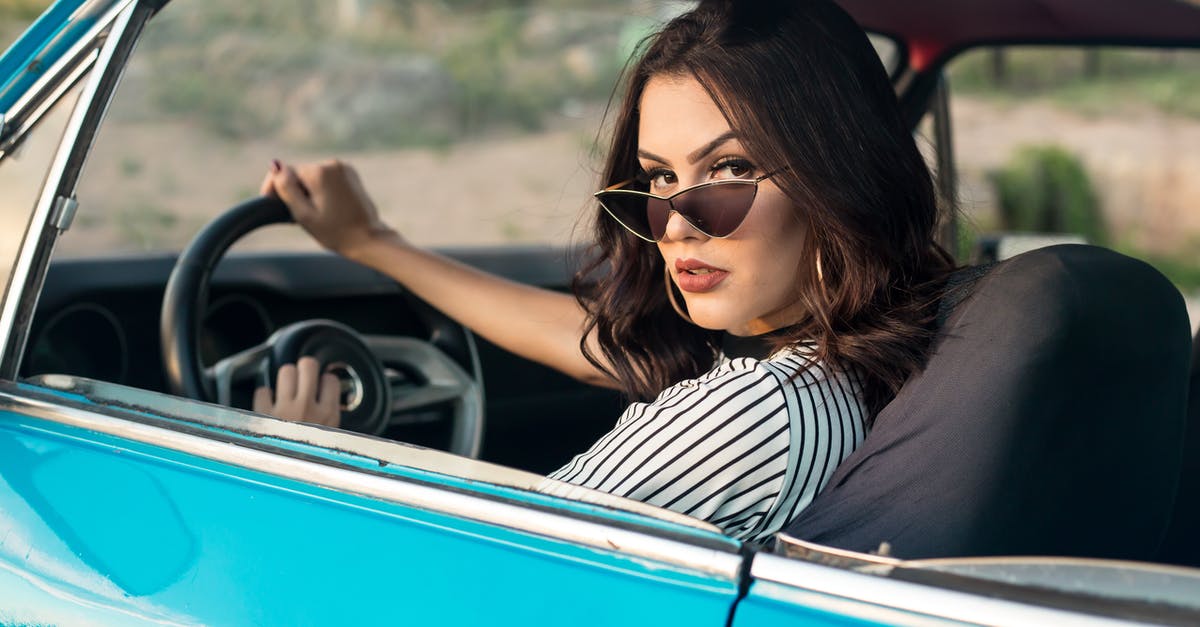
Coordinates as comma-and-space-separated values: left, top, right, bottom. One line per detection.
12, 0, 1200, 579
27, 242, 623, 476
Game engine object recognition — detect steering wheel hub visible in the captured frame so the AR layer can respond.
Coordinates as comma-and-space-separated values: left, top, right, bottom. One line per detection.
326, 362, 364, 412
268, 319, 389, 433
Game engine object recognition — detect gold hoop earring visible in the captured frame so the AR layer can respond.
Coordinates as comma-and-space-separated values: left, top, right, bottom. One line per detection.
664, 265, 694, 324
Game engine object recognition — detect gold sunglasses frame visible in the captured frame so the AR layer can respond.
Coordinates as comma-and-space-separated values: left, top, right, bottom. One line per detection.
594, 171, 778, 242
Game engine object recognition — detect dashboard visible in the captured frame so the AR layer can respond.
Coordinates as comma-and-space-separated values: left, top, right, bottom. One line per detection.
23, 248, 623, 473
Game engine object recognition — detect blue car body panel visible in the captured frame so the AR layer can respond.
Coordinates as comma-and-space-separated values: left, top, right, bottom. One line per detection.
732, 580, 966, 627
0, 401, 742, 625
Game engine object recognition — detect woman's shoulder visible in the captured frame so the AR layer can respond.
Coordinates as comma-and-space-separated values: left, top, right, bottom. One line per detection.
649, 342, 855, 409
710, 342, 842, 386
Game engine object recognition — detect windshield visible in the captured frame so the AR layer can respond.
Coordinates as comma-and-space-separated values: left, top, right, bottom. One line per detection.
61, 0, 900, 255
64, 0, 690, 254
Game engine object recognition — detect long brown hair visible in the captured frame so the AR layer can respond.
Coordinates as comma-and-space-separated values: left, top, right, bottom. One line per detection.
574, 0, 954, 420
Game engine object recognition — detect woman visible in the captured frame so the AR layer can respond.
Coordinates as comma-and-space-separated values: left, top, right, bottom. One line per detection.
255, 0, 953, 542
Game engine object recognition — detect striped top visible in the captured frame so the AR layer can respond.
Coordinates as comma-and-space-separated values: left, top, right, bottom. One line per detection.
540, 342, 866, 543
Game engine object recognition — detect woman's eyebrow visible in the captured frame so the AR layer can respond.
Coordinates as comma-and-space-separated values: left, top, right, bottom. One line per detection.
636, 131, 740, 166
687, 131, 738, 164
636, 148, 668, 163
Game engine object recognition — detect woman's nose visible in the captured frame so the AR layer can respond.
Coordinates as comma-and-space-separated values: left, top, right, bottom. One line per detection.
660, 208, 708, 242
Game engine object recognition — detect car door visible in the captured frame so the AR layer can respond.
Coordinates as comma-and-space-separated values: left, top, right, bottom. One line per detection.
0, 375, 744, 625
0, 2, 744, 624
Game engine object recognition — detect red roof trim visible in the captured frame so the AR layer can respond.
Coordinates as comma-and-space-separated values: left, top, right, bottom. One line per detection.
840, 0, 1200, 69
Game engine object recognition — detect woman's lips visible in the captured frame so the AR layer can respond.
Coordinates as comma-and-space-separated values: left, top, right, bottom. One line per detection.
674, 258, 729, 293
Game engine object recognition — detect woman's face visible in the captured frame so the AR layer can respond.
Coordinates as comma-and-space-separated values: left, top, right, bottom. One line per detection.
638, 75, 808, 336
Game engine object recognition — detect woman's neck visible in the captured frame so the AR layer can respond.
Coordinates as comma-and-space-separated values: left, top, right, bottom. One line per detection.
722, 325, 799, 359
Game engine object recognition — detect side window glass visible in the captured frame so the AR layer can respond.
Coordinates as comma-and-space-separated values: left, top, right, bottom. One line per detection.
68, 2, 900, 257
941, 47, 1200, 328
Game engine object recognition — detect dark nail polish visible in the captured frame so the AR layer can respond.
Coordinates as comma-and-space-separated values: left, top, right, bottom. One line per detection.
271, 159, 282, 173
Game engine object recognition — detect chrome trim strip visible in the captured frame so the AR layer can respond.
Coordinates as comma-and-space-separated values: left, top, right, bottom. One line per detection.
32, 373, 720, 533
750, 553, 1143, 627
0, 53, 95, 157
0, 0, 134, 152
908, 554, 1200, 577
777, 532, 900, 567
0, 387, 743, 581
0, 1, 138, 377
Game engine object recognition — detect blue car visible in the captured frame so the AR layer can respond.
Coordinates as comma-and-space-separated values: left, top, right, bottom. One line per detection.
3, 0, 1200, 624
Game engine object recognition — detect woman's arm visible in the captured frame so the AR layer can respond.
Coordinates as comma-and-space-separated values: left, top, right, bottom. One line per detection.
262, 159, 617, 389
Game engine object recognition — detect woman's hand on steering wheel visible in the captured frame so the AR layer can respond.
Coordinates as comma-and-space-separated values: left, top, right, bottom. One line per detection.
252, 356, 342, 427
261, 159, 401, 260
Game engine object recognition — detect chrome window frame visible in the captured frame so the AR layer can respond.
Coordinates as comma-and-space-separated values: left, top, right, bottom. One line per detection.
0, 0, 131, 156
0, 0, 149, 379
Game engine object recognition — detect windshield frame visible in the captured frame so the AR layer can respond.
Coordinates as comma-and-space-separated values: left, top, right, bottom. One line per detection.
0, 0, 150, 380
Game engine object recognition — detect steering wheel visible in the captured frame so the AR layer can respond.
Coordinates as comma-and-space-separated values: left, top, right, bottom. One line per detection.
160, 196, 484, 458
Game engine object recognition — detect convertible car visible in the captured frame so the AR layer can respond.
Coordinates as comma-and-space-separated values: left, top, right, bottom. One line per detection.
3, 0, 1200, 624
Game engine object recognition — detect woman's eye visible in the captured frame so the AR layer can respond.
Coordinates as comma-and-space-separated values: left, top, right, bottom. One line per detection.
712, 158, 754, 180
648, 170, 676, 190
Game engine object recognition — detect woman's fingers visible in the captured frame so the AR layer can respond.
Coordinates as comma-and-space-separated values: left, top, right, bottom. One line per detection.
252, 386, 272, 414
295, 356, 321, 404
272, 164, 316, 219
259, 168, 276, 197
275, 363, 298, 403
262, 159, 295, 198
258, 158, 397, 257
255, 360, 342, 428
318, 373, 342, 426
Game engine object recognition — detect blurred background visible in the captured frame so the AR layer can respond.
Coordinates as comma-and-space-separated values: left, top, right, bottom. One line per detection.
2, 0, 1199, 316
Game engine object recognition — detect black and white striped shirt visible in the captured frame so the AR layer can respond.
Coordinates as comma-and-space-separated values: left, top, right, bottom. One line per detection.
542, 341, 866, 542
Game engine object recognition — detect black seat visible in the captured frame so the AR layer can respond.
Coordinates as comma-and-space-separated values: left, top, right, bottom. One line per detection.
785, 244, 1192, 561
1156, 335, 1200, 567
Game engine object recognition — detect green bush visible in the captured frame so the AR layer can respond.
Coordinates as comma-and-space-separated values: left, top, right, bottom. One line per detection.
988, 144, 1107, 245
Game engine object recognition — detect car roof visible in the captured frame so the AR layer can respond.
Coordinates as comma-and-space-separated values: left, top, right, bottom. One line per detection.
839, 0, 1200, 70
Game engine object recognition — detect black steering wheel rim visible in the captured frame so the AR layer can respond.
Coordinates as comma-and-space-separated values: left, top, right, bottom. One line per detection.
160, 196, 485, 456
161, 196, 292, 401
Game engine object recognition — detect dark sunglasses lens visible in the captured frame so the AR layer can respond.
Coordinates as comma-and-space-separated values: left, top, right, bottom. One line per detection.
598, 192, 655, 240
647, 197, 671, 241
675, 182, 756, 237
